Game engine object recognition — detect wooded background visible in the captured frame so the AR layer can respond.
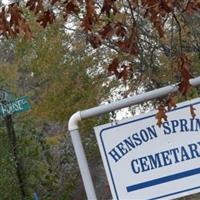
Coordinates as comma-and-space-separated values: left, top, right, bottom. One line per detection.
1, 0, 200, 199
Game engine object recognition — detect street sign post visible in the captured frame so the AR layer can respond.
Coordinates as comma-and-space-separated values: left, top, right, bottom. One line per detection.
94, 98, 200, 200
0, 93, 31, 200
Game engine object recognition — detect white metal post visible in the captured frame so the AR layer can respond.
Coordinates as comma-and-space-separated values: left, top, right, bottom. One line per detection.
70, 129, 97, 200
68, 111, 97, 199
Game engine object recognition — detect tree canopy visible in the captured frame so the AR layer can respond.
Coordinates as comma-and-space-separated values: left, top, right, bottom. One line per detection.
1, 1, 200, 94
0, 14, 111, 199
1, 1, 200, 199
1, 0, 200, 133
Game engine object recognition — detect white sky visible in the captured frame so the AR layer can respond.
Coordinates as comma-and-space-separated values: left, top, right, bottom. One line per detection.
2, 0, 9, 4
1, 0, 17, 5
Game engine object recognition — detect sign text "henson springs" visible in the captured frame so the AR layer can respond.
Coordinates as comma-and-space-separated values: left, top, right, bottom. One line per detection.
108, 118, 200, 174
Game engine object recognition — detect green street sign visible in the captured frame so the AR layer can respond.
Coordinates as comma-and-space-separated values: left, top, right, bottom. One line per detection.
0, 96, 31, 116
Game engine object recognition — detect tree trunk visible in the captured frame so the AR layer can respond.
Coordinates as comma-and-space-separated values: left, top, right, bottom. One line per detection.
5, 115, 26, 200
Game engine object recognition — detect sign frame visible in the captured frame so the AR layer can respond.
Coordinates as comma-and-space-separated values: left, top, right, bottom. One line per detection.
68, 76, 200, 200
94, 99, 200, 200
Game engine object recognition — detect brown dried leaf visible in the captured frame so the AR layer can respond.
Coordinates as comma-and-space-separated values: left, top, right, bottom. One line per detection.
154, 16, 165, 37
178, 80, 191, 96
86, 0, 97, 19
87, 34, 102, 48
51, 0, 61, 5
161, 0, 175, 12
81, 15, 93, 31
185, 1, 200, 15
156, 104, 168, 127
181, 63, 192, 80
141, 0, 177, 38
177, 54, 192, 96
118, 65, 131, 81
167, 95, 177, 111
99, 23, 114, 39
155, 23, 164, 38
108, 58, 119, 76
26, 0, 44, 14
9, 4, 22, 27
81, 0, 97, 31
63, 0, 80, 19
0, 7, 11, 37
116, 27, 138, 55
37, 10, 55, 28
131, 0, 139, 9
114, 22, 126, 37
0, 4, 32, 40
101, 0, 117, 16
190, 105, 196, 119
116, 40, 138, 55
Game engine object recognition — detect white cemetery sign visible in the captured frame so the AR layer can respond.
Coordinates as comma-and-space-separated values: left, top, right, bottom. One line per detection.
94, 98, 200, 200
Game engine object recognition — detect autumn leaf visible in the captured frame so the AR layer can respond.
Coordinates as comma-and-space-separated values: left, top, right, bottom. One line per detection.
0, 7, 11, 38
154, 21, 164, 38
114, 22, 126, 37
160, 0, 176, 12
117, 40, 136, 55
9, 4, 23, 27
177, 54, 192, 96
190, 105, 196, 119
81, 15, 93, 31
37, 10, 55, 28
98, 23, 114, 39
118, 64, 133, 81
178, 80, 191, 96
63, 0, 80, 20
152, 14, 165, 38
101, 0, 118, 16
51, 0, 61, 5
141, 0, 177, 37
0, 3, 32, 39
185, 0, 200, 15
108, 58, 119, 76
116, 27, 139, 55
116, 39, 138, 55
118, 66, 127, 80
87, 34, 102, 48
167, 94, 177, 111
131, 0, 138, 10
26, 0, 44, 14
156, 104, 168, 127
81, 0, 97, 31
